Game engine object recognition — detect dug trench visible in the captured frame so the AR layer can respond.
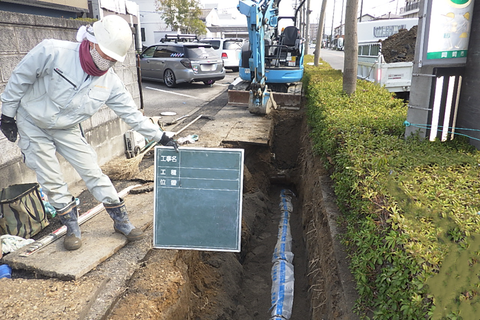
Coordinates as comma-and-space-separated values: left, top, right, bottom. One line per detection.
105, 110, 358, 319
0, 98, 358, 319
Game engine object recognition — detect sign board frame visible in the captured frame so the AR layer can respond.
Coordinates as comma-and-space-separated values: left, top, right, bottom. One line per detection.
153, 146, 244, 252
419, 0, 474, 67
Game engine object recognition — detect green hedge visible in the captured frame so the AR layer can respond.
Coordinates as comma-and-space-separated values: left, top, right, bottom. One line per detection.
304, 57, 480, 320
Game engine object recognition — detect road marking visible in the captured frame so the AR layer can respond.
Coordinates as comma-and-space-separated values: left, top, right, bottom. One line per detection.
145, 86, 205, 100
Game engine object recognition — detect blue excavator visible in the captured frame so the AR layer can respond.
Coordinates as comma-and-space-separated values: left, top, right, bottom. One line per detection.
232, 0, 305, 114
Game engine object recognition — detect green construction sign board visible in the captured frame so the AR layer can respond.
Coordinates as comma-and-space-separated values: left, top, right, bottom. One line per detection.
153, 147, 244, 252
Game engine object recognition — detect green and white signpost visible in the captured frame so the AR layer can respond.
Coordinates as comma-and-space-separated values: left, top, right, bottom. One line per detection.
405, 0, 475, 141
425, 0, 474, 64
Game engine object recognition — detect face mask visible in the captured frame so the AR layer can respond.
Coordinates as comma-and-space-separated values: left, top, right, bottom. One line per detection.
90, 44, 116, 71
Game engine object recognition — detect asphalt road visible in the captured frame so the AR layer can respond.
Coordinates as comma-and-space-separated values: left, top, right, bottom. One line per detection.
318, 48, 345, 72
140, 69, 238, 120
139, 51, 342, 121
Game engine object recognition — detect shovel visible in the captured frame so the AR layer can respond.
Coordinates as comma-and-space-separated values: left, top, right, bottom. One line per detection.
165, 114, 190, 125
174, 114, 215, 135
166, 114, 215, 126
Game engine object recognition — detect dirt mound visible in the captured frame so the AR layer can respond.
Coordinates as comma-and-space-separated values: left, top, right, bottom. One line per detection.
381, 25, 417, 63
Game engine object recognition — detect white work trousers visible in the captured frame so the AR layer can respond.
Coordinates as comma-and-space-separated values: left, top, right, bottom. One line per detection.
16, 112, 120, 209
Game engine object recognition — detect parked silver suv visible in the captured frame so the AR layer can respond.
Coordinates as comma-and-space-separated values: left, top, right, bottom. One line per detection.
200, 38, 244, 72
139, 41, 225, 87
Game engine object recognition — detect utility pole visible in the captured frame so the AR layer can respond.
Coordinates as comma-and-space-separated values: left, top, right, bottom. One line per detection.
314, 0, 328, 66
330, 0, 336, 47
302, 2, 306, 37
343, 0, 358, 95
340, 0, 345, 36
359, 0, 363, 22
305, 0, 311, 55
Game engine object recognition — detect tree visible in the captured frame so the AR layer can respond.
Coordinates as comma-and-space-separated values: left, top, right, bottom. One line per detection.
343, 0, 358, 95
156, 0, 207, 35
314, 0, 328, 66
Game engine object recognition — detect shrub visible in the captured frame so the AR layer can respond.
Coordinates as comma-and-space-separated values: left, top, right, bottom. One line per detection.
304, 56, 480, 319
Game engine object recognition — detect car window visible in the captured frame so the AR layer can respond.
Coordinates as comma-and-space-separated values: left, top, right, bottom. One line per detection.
185, 46, 218, 59
142, 46, 156, 58
223, 40, 242, 50
153, 47, 168, 58
167, 46, 185, 57
150, 46, 183, 58
204, 40, 221, 50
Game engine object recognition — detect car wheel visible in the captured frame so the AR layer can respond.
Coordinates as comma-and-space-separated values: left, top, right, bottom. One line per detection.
231, 67, 239, 72
203, 80, 215, 86
163, 69, 176, 88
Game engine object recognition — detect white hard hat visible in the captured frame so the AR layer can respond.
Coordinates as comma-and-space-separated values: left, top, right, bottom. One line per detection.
93, 15, 132, 62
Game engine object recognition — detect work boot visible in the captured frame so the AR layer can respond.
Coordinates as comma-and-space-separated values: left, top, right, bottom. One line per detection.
104, 199, 143, 241
57, 201, 82, 251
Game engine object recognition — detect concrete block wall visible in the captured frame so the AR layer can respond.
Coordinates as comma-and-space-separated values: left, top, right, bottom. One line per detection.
457, 3, 480, 149
0, 11, 141, 190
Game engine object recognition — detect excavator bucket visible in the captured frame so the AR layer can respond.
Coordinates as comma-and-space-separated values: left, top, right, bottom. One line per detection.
228, 80, 303, 114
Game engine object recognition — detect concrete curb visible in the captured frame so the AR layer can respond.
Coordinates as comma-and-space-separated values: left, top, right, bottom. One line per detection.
319, 174, 360, 320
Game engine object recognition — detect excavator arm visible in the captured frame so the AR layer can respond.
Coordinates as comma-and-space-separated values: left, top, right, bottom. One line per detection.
234, 0, 305, 114
238, 0, 280, 114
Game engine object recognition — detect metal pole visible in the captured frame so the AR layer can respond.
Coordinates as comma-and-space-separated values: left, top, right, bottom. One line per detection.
330, 0, 336, 47
340, 0, 345, 34
359, 0, 363, 22
305, 0, 311, 54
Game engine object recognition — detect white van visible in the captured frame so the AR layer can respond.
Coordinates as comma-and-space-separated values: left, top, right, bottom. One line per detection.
200, 38, 245, 71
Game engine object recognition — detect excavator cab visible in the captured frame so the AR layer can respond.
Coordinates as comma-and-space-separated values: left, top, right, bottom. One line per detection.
267, 26, 303, 69
232, 0, 305, 114
279, 26, 301, 55
240, 24, 304, 86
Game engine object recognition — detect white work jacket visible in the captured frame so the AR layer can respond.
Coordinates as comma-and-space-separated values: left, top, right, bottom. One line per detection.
1, 39, 163, 142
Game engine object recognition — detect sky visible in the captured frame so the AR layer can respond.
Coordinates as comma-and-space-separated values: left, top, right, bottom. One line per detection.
200, 0, 401, 34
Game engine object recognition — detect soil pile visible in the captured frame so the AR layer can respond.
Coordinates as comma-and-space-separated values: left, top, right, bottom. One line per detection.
381, 25, 417, 63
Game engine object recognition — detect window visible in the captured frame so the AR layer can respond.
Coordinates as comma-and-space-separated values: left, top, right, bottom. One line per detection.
166, 46, 185, 58
202, 40, 220, 50
210, 40, 220, 50
185, 46, 218, 59
153, 47, 168, 58
358, 44, 381, 57
358, 45, 365, 56
223, 40, 242, 50
370, 44, 380, 56
142, 46, 156, 58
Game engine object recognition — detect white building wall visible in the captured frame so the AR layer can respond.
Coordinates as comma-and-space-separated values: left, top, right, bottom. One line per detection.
203, 1, 246, 38
129, 0, 246, 46
203, 8, 220, 38
129, 0, 171, 47
89, 0, 142, 51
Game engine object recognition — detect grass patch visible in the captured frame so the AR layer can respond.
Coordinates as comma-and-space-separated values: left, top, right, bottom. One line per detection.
304, 55, 480, 319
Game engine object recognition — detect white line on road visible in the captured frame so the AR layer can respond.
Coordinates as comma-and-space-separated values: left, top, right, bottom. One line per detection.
145, 86, 205, 100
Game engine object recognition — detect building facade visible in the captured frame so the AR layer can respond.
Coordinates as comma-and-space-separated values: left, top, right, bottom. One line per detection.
0, 0, 88, 18
399, 0, 420, 18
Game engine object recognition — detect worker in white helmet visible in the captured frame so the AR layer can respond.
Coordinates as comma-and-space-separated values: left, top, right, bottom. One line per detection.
0, 15, 176, 251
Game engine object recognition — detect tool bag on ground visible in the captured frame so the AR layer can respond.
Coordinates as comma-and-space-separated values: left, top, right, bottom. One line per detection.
0, 183, 49, 239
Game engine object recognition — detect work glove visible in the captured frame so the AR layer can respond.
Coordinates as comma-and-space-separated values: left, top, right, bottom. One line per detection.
159, 131, 179, 152
0, 114, 18, 142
